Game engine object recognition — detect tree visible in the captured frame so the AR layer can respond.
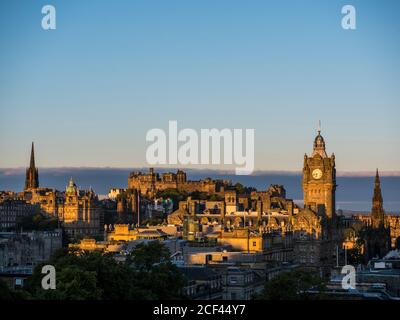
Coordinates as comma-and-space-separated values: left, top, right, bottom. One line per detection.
156, 189, 188, 210
126, 242, 187, 299
0, 279, 30, 300
234, 183, 245, 194
127, 241, 171, 272
17, 212, 59, 231
26, 248, 142, 300
25, 242, 186, 300
255, 270, 327, 300
32, 266, 102, 300
0, 279, 15, 300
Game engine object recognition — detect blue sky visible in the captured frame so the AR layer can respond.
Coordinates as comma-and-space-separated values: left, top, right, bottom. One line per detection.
0, 0, 399, 171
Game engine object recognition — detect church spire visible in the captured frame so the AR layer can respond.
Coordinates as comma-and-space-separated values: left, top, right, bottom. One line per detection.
30, 142, 36, 169
375, 168, 380, 186
371, 168, 385, 228
25, 142, 39, 190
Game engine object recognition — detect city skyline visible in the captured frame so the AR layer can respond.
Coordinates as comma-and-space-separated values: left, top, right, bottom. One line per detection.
2, 141, 400, 212
2, 0, 400, 306
1, 0, 400, 170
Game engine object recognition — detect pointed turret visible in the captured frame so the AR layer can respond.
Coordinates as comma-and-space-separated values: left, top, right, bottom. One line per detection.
25, 142, 39, 190
371, 169, 385, 228
30, 142, 35, 168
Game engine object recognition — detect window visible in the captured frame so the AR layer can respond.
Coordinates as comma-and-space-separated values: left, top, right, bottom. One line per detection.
15, 278, 23, 286
253, 241, 257, 247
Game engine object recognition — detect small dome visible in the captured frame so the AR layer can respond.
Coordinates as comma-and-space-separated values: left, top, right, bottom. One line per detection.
66, 177, 78, 194
314, 132, 325, 149
312, 130, 328, 158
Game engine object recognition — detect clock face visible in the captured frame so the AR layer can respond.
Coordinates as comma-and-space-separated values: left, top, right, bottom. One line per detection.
312, 169, 323, 180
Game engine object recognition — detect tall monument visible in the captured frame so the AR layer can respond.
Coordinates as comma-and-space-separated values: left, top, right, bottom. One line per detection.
371, 169, 385, 228
302, 125, 336, 218
365, 169, 391, 260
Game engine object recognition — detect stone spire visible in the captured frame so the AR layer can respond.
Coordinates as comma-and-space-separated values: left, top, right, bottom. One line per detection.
25, 142, 39, 190
371, 169, 385, 228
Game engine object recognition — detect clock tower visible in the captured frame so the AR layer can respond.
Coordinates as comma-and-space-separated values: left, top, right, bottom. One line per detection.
302, 127, 336, 218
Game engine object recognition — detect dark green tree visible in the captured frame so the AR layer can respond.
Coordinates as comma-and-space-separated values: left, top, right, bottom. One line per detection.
156, 188, 188, 210
26, 248, 144, 300
32, 266, 102, 300
17, 212, 59, 231
254, 269, 327, 300
126, 242, 187, 299
25, 242, 186, 300
0, 279, 31, 300
0, 279, 16, 300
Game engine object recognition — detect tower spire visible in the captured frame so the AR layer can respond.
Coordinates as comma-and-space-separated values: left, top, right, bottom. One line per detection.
375, 168, 380, 185
317, 120, 321, 134
25, 142, 39, 190
30, 142, 35, 168
371, 168, 385, 228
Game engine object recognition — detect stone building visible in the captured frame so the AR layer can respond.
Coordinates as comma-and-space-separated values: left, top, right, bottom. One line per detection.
167, 185, 295, 228
291, 128, 338, 276
0, 229, 62, 272
217, 228, 264, 253
337, 172, 399, 263
108, 188, 125, 200
60, 178, 102, 239
302, 129, 336, 218
387, 216, 400, 249
22, 188, 63, 217
19, 143, 63, 217
0, 191, 16, 203
363, 170, 391, 260
173, 128, 339, 276
0, 200, 37, 231
250, 185, 293, 216
128, 168, 230, 196
221, 266, 264, 300
181, 266, 224, 300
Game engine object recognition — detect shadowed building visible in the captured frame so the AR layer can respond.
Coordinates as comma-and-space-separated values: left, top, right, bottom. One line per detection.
291, 127, 338, 276
364, 169, 391, 260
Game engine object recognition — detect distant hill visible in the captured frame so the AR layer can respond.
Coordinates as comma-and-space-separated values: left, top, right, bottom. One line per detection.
1, 168, 399, 212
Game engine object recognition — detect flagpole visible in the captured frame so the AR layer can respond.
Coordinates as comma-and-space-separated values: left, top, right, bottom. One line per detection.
336, 245, 339, 267
137, 191, 140, 227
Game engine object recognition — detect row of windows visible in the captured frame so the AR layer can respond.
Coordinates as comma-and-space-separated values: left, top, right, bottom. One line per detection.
230, 289, 254, 300
0, 217, 17, 221
299, 245, 316, 252
229, 274, 254, 285
0, 223, 15, 228
299, 255, 316, 264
